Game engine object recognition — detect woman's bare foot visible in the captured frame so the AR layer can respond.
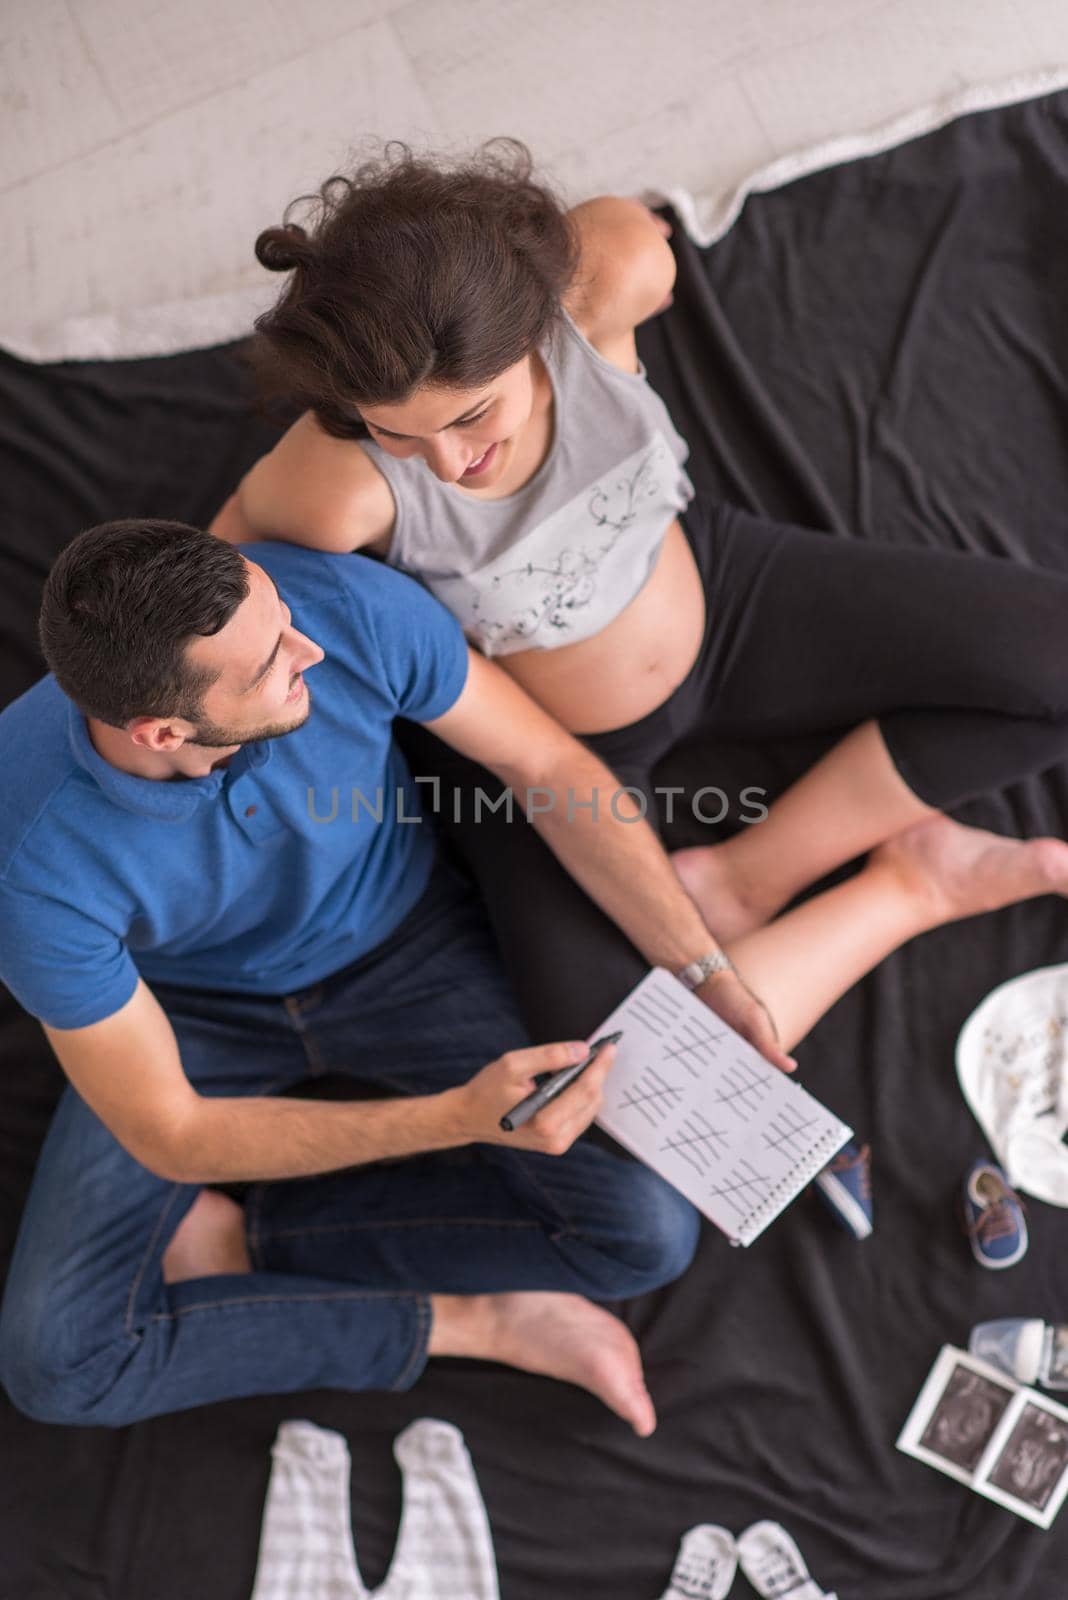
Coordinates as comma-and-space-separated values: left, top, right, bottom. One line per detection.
671, 842, 781, 942
429, 1291, 656, 1437
162, 1189, 252, 1283
870, 814, 1068, 925
675, 811, 1068, 942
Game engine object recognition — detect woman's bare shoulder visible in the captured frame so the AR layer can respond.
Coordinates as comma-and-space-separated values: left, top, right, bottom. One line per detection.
562, 196, 676, 369
237, 413, 396, 556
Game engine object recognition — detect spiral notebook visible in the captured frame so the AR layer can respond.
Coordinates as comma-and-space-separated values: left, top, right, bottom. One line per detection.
593, 968, 852, 1246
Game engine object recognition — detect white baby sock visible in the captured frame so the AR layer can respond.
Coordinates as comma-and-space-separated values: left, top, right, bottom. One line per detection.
249, 1418, 499, 1600
736, 1520, 835, 1600
658, 1524, 738, 1600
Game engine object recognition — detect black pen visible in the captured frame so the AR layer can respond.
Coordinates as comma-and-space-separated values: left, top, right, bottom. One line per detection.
499, 1032, 624, 1133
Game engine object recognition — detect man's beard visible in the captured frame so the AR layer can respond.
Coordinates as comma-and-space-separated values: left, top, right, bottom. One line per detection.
186, 690, 313, 749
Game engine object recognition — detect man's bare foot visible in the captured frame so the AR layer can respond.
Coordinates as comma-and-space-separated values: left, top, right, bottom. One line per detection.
870, 814, 1068, 926
161, 1189, 252, 1283
671, 842, 781, 942
429, 1291, 656, 1437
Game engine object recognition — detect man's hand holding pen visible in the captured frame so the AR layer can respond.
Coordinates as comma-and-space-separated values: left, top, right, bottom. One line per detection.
442, 1038, 619, 1155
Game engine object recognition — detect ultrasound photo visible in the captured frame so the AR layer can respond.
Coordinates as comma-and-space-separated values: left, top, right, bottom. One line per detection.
1048, 1326, 1068, 1387
986, 1403, 1068, 1513
918, 1364, 1015, 1473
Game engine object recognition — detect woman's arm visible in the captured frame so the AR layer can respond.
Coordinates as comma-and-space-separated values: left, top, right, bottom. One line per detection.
208, 490, 255, 544
564, 196, 677, 365
209, 414, 396, 555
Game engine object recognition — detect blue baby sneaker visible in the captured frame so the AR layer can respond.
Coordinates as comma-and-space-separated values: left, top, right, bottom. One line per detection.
961, 1159, 1028, 1269
813, 1141, 873, 1239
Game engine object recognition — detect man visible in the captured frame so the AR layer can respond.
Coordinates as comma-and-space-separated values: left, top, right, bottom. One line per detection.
0, 520, 779, 1435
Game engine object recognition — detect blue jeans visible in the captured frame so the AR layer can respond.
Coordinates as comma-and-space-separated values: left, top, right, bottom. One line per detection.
0, 858, 699, 1427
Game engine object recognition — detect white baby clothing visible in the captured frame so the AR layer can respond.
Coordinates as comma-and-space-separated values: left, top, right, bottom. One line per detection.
248, 1421, 840, 1600
249, 1419, 499, 1600
956, 961, 1068, 1206
658, 1524, 738, 1599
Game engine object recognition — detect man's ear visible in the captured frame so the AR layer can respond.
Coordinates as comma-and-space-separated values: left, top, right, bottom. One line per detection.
127, 715, 193, 753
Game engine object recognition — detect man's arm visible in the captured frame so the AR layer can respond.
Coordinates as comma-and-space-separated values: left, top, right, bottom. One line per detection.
425, 652, 796, 1073
42, 979, 606, 1183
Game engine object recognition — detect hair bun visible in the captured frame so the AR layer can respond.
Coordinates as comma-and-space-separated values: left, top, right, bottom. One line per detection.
255, 224, 313, 273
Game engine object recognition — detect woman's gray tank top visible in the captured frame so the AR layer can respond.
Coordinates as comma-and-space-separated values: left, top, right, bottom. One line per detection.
365, 309, 694, 657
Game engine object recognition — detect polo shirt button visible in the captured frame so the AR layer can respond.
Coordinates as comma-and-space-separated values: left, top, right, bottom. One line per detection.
245, 805, 257, 818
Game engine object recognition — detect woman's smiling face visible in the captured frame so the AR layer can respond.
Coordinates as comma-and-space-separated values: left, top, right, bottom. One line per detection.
357, 353, 538, 490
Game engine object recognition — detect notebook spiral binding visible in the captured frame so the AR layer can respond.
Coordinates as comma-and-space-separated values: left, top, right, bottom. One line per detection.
732, 1126, 849, 1247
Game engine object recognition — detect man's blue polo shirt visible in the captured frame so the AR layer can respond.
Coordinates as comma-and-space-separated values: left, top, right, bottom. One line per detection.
0, 544, 469, 1030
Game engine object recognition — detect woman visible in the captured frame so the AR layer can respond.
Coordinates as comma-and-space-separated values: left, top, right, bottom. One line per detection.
213, 141, 1068, 1039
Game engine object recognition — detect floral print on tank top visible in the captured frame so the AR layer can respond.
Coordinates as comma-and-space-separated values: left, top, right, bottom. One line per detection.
451, 434, 679, 654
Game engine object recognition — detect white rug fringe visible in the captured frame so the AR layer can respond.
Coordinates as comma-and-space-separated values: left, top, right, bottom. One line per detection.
652, 64, 1068, 246
5, 282, 275, 366
8, 66, 1068, 364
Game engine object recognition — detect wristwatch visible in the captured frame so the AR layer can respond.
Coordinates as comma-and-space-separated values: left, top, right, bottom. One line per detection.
675, 951, 735, 991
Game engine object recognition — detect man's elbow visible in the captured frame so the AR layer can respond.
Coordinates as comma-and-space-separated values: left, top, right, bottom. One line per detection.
496, 736, 578, 802
133, 1135, 191, 1185
509, 741, 607, 826
129, 1103, 203, 1184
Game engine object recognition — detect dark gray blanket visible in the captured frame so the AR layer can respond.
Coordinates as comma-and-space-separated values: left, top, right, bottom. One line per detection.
2, 90, 1068, 1600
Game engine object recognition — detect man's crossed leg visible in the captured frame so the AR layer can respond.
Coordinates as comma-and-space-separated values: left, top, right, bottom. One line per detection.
1, 872, 698, 1433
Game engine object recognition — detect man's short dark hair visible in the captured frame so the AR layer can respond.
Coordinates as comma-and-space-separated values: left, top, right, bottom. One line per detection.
39, 519, 251, 727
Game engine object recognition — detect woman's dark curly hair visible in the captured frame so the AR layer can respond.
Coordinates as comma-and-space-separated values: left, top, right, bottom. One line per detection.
251, 139, 580, 440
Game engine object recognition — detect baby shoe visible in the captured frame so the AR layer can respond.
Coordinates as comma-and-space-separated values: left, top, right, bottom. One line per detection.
736, 1520, 833, 1599
813, 1140, 873, 1239
961, 1158, 1028, 1269
659, 1524, 737, 1600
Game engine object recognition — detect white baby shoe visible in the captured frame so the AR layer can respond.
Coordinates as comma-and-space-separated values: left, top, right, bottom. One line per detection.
736, 1521, 835, 1599
659, 1524, 738, 1600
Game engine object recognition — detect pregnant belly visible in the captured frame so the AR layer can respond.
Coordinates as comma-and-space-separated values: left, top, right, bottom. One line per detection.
500, 519, 706, 734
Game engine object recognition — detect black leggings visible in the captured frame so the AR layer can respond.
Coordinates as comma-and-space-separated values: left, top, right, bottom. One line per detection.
399, 495, 1068, 1040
